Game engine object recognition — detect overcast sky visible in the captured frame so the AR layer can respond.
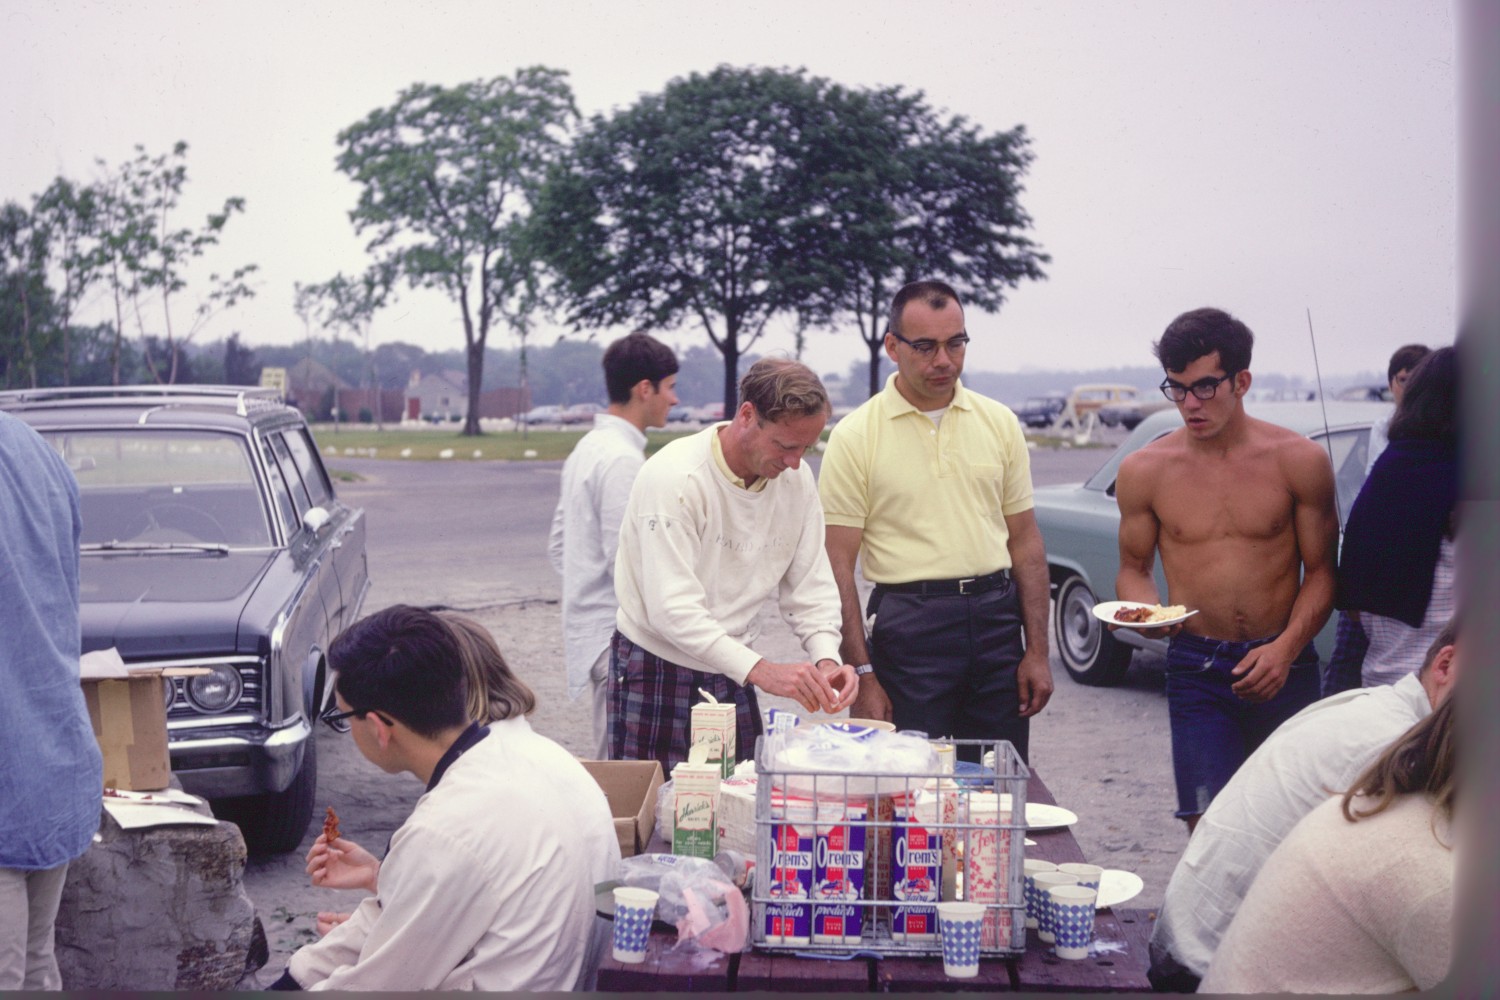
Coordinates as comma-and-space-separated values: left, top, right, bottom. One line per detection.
2, 0, 1456, 383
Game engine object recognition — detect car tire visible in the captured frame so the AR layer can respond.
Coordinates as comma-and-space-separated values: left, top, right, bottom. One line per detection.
1054, 573, 1133, 686
216, 732, 318, 855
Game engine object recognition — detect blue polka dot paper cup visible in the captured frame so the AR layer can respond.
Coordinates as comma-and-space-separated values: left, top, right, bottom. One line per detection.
1032, 870, 1078, 942
1047, 884, 1097, 960
1023, 859, 1059, 928
612, 886, 659, 963
937, 901, 987, 978
1057, 862, 1103, 895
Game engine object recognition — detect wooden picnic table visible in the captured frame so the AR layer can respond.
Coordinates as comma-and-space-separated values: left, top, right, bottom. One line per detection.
596, 769, 1155, 992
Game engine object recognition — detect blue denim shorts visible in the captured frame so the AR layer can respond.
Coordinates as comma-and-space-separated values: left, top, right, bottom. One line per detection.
1165, 632, 1320, 818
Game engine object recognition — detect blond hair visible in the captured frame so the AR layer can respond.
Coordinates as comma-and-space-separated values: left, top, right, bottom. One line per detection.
737, 357, 830, 424
435, 611, 536, 723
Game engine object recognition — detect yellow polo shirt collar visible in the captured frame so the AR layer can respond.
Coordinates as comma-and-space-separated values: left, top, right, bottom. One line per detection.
710, 422, 768, 492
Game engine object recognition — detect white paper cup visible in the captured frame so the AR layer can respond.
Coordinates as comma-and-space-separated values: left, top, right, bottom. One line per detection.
1057, 862, 1103, 894
1022, 859, 1058, 928
937, 901, 986, 978
1031, 871, 1078, 942
1047, 884, 1097, 959
611, 886, 659, 963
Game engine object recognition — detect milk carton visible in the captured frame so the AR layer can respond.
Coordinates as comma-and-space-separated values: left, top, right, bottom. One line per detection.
764, 797, 814, 945
691, 692, 737, 779
891, 796, 942, 942
671, 760, 721, 859
812, 800, 867, 944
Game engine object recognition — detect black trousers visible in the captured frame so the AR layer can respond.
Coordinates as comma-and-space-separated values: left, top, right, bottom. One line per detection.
866, 579, 1029, 763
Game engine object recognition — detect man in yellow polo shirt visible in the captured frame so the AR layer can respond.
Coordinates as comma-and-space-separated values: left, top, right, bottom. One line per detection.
820, 279, 1053, 761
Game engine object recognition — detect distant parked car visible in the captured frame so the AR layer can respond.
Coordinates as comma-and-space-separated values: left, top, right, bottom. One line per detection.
0, 385, 370, 853
1335, 384, 1392, 403
667, 404, 695, 423
560, 402, 605, 425
692, 402, 725, 422
1098, 397, 1173, 430
519, 404, 565, 425
1034, 400, 1391, 687
1014, 393, 1067, 428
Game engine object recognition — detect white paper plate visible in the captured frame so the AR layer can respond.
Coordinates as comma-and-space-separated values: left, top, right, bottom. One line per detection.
1095, 869, 1144, 909
1092, 601, 1200, 629
1024, 803, 1078, 831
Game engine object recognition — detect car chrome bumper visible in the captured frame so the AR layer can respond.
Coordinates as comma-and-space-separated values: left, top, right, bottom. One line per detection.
167, 716, 311, 798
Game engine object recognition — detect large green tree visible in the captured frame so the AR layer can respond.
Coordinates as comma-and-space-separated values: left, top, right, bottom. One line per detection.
334, 67, 577, 435
531, 65, 848, 412
0, 201, 55, 388
784, 84, 1049, 398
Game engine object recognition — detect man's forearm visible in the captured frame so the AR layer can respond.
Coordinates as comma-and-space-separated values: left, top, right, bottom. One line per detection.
1012, 549, 1050, 656
1277, 566, 1336, 656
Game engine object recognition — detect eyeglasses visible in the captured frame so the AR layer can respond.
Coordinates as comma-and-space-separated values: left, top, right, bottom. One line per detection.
320, 703, 361, 733
888, 330, 970, 358
1159, 372, 1235, 402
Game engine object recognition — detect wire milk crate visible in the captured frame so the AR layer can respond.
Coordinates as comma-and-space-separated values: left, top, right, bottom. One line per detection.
749, 733, 1028, 957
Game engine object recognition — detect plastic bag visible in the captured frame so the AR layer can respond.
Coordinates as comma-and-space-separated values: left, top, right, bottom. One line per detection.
769, 725, 939, 798
616, 853, 749, 953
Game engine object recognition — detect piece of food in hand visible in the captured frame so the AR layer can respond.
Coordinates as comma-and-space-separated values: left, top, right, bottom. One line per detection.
322, 805, 341, 843
1113, 606, 1154, 623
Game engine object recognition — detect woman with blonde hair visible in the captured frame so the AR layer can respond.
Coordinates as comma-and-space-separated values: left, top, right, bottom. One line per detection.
1201, 693, 1457, 992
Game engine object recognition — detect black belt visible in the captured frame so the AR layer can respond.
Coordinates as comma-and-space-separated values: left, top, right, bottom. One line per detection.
874, 569, 1010, 597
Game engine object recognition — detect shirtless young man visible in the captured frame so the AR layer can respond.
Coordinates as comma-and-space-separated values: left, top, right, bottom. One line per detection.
1115, 307, 1337, 832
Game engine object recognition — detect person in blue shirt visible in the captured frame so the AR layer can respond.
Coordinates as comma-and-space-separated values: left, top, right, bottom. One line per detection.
0, 411, 104, 990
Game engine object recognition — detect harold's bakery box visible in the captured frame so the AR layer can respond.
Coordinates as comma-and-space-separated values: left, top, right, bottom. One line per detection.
582, 759, 664, 857
79, 648, 204, 792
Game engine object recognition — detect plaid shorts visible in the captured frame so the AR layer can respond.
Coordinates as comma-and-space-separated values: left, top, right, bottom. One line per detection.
608, 630, 762, 774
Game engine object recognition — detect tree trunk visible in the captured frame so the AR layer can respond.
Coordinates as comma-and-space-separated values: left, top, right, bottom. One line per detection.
721, 334, 740, 416
463, 339, 484, 437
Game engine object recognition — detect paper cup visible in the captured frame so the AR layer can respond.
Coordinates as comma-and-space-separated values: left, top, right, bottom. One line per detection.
1047, 884, 1097, 959
1022, 859, 1058, 928
937, 901, 986, 978
1031, 870, 1077, 942
1057, 862, 1103, 894
611, 886, 659, 963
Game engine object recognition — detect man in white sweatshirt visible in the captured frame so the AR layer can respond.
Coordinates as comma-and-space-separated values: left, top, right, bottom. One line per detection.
549, 332, 679, 757
272, 605, 619, 991
611, 358, 859, 772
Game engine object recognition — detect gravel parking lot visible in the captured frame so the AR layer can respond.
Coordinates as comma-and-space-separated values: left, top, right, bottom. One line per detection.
241, 433, 1183, 982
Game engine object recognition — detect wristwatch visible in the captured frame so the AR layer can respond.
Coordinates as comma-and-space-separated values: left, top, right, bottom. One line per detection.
854, 663, 874, 676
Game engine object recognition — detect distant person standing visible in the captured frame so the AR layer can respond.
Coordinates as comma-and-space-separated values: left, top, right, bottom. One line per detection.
819, 279, 1053, 761
0, 412, 104, 990
1365, 342, 1430, 475
1337, 345, 1459, 688
1116, 307, 1338, 831
549, 333, 679, 757
611, 358, 858, 773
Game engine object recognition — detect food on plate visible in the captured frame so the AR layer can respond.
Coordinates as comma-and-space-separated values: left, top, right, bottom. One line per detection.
322, 805, 341, 843
1114, 603, 1188, 624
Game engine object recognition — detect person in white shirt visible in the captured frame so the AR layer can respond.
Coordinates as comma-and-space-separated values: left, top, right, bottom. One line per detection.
271, 605, 620, 992
1148, 617, 1459, 991
549, 332, 679, 757
611, 358, 859, 772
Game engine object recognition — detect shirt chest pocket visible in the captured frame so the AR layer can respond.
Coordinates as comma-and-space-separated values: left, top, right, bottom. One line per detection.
966, 463, 1007, 521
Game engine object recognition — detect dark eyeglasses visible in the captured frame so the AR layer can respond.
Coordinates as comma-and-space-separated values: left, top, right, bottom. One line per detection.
1159, 372, 1235, 402
320, 702, 392, 732
888, 330, 970, 358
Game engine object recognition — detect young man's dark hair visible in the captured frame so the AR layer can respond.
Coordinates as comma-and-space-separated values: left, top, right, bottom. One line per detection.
1153, 307, 1254, 375
887, 279, 963, 337
1387, 344, 1456, 446
603, 332, 679, 403
329, 604, 470, 737
1387, 343, 1430, 384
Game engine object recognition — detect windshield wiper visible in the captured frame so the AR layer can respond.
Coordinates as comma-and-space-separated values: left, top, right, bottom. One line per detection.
81, 541, 231, 555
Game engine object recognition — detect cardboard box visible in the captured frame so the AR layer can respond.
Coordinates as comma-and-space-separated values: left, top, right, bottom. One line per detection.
80, 649, 205, 792
581, 759, 664, 857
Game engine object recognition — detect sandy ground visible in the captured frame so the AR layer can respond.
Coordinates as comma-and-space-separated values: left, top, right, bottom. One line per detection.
240, 435, 1188, 982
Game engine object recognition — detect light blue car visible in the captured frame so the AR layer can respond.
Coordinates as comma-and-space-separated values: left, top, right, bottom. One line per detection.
1035, 400, 1393, 686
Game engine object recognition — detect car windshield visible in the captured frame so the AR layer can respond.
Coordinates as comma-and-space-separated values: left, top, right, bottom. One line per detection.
44, 429, 274, 547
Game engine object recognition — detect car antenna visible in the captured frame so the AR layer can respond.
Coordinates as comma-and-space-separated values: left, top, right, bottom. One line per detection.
1305, 307, 1342, 532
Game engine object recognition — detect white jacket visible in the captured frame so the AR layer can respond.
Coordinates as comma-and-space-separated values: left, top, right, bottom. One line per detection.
288, 717, 620, 991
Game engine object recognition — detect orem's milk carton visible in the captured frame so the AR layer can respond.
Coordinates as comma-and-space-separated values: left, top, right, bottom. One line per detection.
891, 795, 942, 942
691, 692, 737, 779
812, 800, 867, 944
764, 796, 815, 945
671, 760, 721, 859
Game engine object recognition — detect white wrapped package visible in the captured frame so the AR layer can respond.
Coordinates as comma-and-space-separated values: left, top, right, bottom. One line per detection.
769, 725, 938, 799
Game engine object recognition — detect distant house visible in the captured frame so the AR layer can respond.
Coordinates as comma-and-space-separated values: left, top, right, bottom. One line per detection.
404, 370, 469, 422
284, 358, 350, 418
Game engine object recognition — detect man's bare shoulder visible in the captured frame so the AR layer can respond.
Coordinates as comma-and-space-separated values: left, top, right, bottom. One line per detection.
1119, 428, 1185, 473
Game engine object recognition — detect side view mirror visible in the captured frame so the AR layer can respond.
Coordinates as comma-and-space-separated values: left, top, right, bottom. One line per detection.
301, 507, 331, 534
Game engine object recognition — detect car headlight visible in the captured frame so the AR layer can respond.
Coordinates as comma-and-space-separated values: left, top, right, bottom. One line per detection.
186, 664, 244, 713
